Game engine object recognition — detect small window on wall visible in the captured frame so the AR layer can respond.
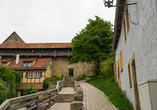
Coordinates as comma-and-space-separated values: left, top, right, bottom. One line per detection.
128, 63, 132, 88
35, 72, 42, 78
2, 62, 7, 66
120, 50, 124, 71
123, 18, 127, 43
23, 62, 32, 67
125, 4, 130, 34
19, 72, 23, 78
49, 64, 52, 70
25, 72, 33, 78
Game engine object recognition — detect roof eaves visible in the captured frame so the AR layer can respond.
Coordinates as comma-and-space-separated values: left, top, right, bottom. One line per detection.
112, 0, 126, 49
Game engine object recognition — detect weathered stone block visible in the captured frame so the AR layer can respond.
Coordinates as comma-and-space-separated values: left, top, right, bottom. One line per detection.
74, 95, 83, 101
70, 101, 83, 110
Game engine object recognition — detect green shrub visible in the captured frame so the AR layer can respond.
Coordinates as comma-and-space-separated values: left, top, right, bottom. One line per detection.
0, 80, 8, 104
81, 73, 86, 78
23, 85, 38, 95
43, 74, 63, 91
76, 76, 86, 81
0, 66, 20, 104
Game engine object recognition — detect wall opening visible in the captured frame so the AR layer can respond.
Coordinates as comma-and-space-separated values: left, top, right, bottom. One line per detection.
69, 68, 74, 77
131, 55, 141, 110
128, 63, 132, 88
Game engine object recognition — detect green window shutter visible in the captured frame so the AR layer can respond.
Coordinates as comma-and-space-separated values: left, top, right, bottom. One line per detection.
31, 73, 33, 78
35, 72, 37, 78
25, 72, 28, 78
40, 72, 42, 78
20, 72, 23, 78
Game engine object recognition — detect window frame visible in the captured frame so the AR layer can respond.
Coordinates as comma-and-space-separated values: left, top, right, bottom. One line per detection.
35, 72, 42, 78
27, 72, 33, 78
23, 62, 32, 67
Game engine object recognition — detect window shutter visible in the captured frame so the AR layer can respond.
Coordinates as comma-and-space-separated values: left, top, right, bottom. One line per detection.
120, 51, 123, 71
40, 72, 42, 78
31, 73, 33, 78
25, 72, 28, 78
20, 72, 23, 78
35, 72, 37, 78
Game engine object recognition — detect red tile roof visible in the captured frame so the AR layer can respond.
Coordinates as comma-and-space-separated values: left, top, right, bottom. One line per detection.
1, 58, 14, 62
0, 42, 72, 49
6, 58, 51, 70
18, 84, 43, 90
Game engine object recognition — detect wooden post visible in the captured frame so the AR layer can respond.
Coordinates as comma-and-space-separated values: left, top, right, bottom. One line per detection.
35, 96, 39, 110
48, 92, 51, 108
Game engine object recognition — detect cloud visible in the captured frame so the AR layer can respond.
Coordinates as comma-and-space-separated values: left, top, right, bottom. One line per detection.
0, 0, 115, 43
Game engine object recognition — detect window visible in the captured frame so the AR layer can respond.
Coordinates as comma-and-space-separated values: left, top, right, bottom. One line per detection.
25, 72, 33, 78
49, 64, 52, 70
19, 72, 23, 78
123, 18, 127, 43
23, 63, 27, 67
125, 5, 130, 34
128, 63, 132, 88
2, 62, 7, 66
35, 72, 42, 78
120, 50, 124, 71
23, 62, 32, 67
123, 3, 130, 43
28, 63, 32, 67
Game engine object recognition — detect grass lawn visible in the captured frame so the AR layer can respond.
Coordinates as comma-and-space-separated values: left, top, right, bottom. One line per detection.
87, 75, 133, 110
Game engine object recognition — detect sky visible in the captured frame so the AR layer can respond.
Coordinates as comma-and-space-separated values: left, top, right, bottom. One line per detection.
0, 0, 116, 43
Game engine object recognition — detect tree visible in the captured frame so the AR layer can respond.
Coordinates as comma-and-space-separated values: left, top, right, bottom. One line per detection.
0, 66, 20, 104
69, 16, 113, 76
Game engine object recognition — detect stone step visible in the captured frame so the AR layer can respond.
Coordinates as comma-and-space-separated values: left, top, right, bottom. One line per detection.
64, 77, 74, 87
57, 94, 74, 102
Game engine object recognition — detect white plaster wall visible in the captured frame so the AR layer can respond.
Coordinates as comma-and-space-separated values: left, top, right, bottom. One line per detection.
115, 0, 157, 108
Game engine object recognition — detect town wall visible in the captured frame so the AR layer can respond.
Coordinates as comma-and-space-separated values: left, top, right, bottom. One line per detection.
51, 57, 95, 77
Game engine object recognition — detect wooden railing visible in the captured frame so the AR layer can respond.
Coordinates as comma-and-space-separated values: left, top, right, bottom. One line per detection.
0, 77, 66, 110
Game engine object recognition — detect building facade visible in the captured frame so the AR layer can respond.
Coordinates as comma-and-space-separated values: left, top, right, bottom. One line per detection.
113, 0, 157, 110
0, 32, 94, 96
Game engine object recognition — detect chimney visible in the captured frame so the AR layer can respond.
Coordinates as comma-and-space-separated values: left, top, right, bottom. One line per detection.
16, 54, 20, 64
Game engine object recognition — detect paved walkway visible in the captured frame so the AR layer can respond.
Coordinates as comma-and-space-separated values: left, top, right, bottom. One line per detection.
50, 81, 116, 110
50, 103, 70, 110
79, 80, 115, 110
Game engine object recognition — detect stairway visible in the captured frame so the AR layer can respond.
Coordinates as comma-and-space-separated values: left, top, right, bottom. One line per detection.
57, 77, 75, 102
64, 77, 74, 87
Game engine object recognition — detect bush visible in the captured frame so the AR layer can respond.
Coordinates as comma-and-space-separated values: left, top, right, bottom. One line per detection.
76, 76, 86, 81
0, 66, 20, 104
0, 80, 8, 104
23, 85, 38, 95
43, 74, 63, 91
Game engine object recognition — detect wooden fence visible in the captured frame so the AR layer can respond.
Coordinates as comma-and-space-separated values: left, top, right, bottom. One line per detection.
0, 79, 65, 110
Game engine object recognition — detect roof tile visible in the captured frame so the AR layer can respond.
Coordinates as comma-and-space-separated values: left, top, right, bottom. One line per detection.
0, 42, 72, 49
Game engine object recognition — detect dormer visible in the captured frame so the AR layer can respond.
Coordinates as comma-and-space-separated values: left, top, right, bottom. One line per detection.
1, 59, 14, 66
22, 58, 37, 67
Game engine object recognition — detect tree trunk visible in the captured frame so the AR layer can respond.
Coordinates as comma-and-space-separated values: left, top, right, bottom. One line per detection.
98, 62, 100, 76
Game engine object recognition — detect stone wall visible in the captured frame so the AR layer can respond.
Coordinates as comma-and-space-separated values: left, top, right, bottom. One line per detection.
51, 57, 95, 77
115, 0, 157, 108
